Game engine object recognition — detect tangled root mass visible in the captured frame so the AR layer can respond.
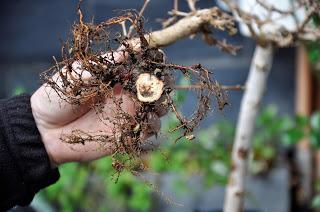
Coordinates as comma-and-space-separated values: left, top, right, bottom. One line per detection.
42, 7, 228, 174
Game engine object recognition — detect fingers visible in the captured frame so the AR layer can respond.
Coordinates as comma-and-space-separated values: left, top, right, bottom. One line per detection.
51, 91, 137, 163
32, 63, 90, 127
101, 50, 128, 64
51, 89, 167, 163
63, 90, 136, 133
32, 51, 129, 127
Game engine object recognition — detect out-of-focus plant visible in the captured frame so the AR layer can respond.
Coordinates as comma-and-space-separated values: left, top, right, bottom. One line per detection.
312, 179, 320, 209
12, 86, 26, 96
310, 112, 320, 148
250, 106, 286, 175
307, 12, 320, 74
310, 112, 320, 210
40, 87, 320, 211
307, 42, 320, 64
39, 120, 234, 211
150, 113, 234, 187
42, 158, 152, 212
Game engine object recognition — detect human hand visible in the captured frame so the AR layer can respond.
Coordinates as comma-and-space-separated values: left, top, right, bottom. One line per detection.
31, 52, 163, 167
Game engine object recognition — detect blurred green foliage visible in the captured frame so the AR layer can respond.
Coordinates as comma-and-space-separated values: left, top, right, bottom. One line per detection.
307, 42, 320, 65
12, 86, 26, 96
307, 11, 320, 65
312, 194, 320, 209
313, 178, 320, 209
40, 86, 320, 211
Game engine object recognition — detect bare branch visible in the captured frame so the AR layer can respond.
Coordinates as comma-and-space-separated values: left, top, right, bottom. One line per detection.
120, 21, 127, 37
221, 0, 320, 46
174, 84, 245, 91
127, 0, 151, 37
126, 7, 237, 52
168, 10, 189, 17
186, 0, 196, 12
139, 0, 151, 17
224, 44, 274, 212
256, 0, 296, 15
174, 0, 178, 11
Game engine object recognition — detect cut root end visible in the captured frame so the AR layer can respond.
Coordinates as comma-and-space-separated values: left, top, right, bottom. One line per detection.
136, 73, 164, 103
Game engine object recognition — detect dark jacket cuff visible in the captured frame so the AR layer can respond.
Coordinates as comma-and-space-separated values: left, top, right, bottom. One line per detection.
0, 94, 59, 208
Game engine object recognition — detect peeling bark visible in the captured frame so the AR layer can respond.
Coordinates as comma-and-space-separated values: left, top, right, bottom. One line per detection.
224, 44, 274, 212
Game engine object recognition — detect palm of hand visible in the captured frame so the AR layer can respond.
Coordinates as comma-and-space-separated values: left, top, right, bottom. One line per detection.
31, 84, 136, 166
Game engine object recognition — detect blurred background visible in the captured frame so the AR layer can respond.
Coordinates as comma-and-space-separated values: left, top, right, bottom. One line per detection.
2, 0, 320, 212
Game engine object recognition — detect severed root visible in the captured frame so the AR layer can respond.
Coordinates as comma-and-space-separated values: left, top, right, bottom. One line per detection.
136, 72, 164, 103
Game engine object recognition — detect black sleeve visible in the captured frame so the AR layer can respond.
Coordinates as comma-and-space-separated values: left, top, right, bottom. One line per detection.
0, 94, 60, 211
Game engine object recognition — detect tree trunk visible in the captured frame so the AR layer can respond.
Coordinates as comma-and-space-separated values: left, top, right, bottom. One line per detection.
224, 44, 274, 212
294, 45, 313, 210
